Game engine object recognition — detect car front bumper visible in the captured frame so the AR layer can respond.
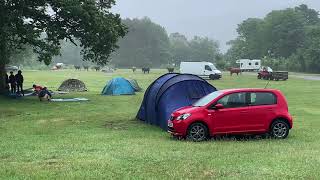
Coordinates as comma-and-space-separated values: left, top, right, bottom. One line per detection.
167, 120, 188, 136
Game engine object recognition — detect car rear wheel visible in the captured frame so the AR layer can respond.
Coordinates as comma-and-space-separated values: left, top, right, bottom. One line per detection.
270, 120, 289, 139
187, 123, 208, 142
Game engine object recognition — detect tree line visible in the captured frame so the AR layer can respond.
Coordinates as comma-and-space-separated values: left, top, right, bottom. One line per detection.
225, 4, 320, 73
12, 17, 221, 69
111, 17, 221, 68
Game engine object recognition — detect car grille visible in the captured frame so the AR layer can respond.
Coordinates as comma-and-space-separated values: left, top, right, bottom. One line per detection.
168, 126, 175, 132
170, 116, 175, 120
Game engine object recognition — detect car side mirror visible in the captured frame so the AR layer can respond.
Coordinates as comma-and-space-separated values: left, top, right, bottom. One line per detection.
215, 104, 224, 110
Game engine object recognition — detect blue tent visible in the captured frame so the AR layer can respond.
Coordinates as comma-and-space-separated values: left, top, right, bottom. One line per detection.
137, 73, 217, 130
102, 77, 135, 95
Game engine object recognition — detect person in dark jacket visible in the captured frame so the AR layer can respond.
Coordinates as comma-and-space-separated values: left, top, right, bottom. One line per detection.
5, 73, 9, 90
8, 71, 16, 94
15, 70, 24, 96
38, 87, 52, 101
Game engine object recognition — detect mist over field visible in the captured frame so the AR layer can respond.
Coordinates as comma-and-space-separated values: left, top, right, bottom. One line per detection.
113, 0, 320, 51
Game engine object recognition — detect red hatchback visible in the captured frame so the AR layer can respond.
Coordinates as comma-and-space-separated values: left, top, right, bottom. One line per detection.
168, 89, 293, 141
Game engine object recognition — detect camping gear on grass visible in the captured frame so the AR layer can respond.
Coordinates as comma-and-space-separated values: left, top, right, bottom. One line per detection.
127, 79, 142, 92
58, 79, 87, 92
102, 77, 135, 96
50, 98, 89, 102
137, 73, 217, 130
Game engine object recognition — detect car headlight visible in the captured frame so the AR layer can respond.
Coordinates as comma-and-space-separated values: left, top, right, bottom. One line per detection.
176, 113, 191, 120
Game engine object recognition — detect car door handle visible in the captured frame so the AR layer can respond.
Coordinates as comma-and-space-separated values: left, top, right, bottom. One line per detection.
240, 111, 248, 114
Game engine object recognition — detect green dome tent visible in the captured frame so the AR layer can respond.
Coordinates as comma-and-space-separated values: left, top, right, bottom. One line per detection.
58, 79, 87, 92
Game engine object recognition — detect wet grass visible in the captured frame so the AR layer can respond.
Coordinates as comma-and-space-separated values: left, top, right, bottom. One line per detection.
0, 69, 319, 179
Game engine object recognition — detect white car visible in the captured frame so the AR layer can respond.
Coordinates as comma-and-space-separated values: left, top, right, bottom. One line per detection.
180, 62, 222, 80
5, 65, 19, 72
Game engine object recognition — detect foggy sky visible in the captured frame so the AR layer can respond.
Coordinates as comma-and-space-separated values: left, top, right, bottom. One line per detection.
112, 0, 320, 52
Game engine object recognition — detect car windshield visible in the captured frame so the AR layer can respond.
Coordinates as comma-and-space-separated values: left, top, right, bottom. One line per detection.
193, 91, 222, 107
210, 65, 217, 70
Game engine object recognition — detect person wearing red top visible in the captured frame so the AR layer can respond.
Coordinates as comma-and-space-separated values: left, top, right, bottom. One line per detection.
33, 84, 43, 94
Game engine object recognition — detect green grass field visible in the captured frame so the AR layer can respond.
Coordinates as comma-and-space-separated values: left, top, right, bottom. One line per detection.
0, 69, 320, 179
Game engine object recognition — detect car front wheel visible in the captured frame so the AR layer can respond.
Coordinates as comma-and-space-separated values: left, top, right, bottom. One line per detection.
187, 123, 209, 142
270, 120, 290, 139
209, 74, 216, 80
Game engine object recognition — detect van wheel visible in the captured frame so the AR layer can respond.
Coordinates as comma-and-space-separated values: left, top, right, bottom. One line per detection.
209, 74, 215, 80
270, 120, 289, 139
187, 123, 208, 142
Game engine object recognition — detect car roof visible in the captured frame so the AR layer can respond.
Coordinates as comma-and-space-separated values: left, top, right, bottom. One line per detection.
219, 88, 279, 93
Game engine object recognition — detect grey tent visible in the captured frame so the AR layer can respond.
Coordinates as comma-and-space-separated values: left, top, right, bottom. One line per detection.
58, 79, 87, 92
127, 79, 142, 92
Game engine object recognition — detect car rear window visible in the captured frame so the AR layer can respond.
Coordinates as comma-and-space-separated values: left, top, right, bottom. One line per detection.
250, 92, 277, 106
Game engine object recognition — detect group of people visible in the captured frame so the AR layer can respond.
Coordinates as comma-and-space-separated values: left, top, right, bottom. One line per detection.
4, 70, 52, 101
5, 70, 24, 96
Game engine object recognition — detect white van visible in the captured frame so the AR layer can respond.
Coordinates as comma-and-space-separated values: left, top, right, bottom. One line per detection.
236, 59, 261, 71
180, 62, 222, 80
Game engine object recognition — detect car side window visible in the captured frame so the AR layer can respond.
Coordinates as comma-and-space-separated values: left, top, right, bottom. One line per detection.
205, 65, 212, 71
250, 92, 277, 106
216, 92, 247, 108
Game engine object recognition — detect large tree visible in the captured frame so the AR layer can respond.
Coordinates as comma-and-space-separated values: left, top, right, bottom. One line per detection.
0, 0, 127, 92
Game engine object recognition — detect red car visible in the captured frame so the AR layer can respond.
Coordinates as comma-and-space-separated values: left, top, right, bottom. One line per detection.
168, 88, 293, 141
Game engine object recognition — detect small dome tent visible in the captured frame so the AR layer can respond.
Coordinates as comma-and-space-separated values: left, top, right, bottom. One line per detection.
137, 73, 217, 130
58, 79, 87, 92
102, 77, 135, 95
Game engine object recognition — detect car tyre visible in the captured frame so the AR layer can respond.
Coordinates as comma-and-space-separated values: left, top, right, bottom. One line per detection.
270, 120, 290, 139
187, 123, 209, 142
209, 74, 215, 80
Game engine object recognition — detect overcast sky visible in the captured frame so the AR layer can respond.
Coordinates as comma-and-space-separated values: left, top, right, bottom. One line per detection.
112, 0, 320, 52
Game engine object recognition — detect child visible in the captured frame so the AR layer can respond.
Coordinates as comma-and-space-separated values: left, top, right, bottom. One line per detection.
15, 70, 24, 96
8, 71, 16, 94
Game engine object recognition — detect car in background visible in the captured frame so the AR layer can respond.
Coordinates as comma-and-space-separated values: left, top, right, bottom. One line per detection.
180, 62, 222, 80
5, 65, 19, 72
168, 88, 293, 141
258, 66, 288, 81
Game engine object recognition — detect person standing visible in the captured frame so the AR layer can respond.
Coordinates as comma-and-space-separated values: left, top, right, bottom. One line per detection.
8, 71, 16, 94
15, 70, 24, 96
5, 73, 9, 90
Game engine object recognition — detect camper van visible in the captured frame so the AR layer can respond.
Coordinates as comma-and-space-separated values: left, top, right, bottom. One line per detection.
180, 62, 222, 80
236, 59, 261, 71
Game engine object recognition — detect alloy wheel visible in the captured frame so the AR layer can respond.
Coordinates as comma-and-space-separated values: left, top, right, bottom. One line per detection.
272, 122, 288, 138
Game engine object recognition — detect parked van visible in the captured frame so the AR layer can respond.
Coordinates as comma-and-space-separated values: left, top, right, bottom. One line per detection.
236, 59, 261, 71
180, 62, 222, 80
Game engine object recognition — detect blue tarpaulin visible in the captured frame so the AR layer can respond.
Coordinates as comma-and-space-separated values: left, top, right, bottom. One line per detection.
137, 73, 217, 130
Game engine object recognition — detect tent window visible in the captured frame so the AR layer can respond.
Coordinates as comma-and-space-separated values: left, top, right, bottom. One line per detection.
255, 62, 259, 65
